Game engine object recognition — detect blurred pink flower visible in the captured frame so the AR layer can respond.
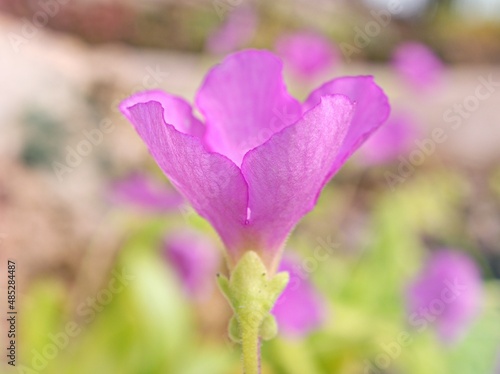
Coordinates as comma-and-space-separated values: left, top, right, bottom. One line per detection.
120, 50, 390, 270
392, 42, 444, 91
206, 6, 258, 54
272, 255, 326, 338
407, 249, 482, 344
163, 230, 220, 299
276, 31, 339, 81
108, 172, 183, 212
359, 111, 420, 165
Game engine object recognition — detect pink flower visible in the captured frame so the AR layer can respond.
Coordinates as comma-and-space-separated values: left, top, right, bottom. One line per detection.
276, 31, 339, 80
163, 230, 220, 299
206, 6, 258, 54
272, 255, 326, 338
392, 42, 444, 91
359, 111, 420, 165
108, 172, 183, 212
407, 249, 482, 344
120, 50, 390, 270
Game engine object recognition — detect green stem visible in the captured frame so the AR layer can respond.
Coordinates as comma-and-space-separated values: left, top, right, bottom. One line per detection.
217, 251, 289, 374
240, 317, 260, 374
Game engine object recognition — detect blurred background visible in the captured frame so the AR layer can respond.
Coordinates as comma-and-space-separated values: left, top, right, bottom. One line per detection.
1, 0, 500, 373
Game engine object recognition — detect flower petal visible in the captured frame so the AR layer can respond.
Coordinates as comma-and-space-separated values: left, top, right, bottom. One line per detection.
392, 42, 443, 91
205, 6, 258, 54
163, 229, 220, 300
273, 255, 326, 338
359, 111, 421, 165
121, 90, 205, 138
120, 94, 249, 254
108, 172, 184, 212
196, 50, 302, 166
305, 76, 390, 176
241, 95, 353, 269
407, 249, 482, 344
276, 30, 338, 80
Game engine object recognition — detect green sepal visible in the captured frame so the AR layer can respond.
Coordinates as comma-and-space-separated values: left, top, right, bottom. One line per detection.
217, 251, 289, 342
260, 314, 278, 341
228, 315, 241, 343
